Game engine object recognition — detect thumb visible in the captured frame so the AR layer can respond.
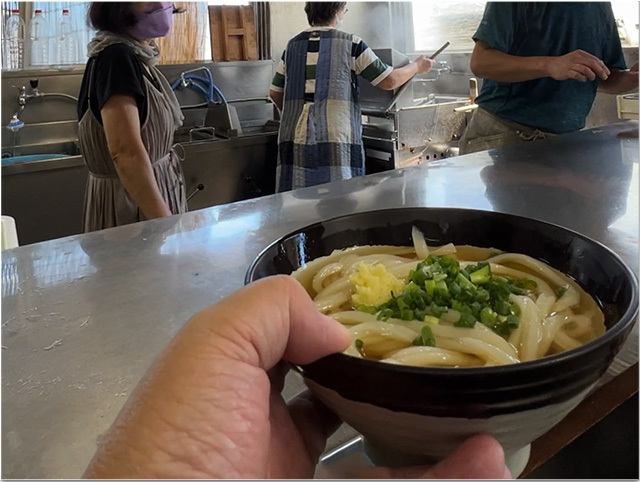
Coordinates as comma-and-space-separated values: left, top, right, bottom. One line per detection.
363, 434, 511, 479
203, 275, 351, 370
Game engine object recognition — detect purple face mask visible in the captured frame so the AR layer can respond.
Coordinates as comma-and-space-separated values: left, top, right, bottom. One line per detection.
130, 2, 174, 40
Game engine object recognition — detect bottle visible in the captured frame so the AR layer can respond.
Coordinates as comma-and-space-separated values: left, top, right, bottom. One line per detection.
3, 9, 25, 71
28, 9, 49, 68
56, 9, 77, 68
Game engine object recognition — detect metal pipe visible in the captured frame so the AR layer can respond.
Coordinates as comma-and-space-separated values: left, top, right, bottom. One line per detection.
226, 97, 271, 103
21, 91, 78, 103
39, 92, 79, 102
361, 108, 388, 117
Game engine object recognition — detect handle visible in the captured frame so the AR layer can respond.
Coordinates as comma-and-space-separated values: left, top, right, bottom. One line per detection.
429, 41, 451, 61
453, 104, 478, 113
245, 176, 262, 195
188, 126, 216, 142
469, 78, 478, 104
186, 183, 204, 202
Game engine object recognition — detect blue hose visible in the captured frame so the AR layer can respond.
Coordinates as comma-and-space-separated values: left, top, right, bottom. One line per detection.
185, 73, 227, 104
171, 75, 211, 103
212, 84, 228, 105
171, 71, 227, 104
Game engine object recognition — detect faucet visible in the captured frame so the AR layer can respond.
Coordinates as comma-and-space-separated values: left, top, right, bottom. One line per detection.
433, 61, 452, 76
171, 67, 228, 105
7, 79, 79, 157
19, 79, 79, 106
413, 61, 453, 87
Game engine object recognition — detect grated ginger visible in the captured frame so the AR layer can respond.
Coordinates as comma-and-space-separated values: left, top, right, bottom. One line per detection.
349, 263, 406, 307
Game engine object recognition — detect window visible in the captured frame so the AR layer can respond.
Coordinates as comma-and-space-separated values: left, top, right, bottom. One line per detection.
32, 2, 95, 66
611, 0, 639, 46
413, 1, 639, 52
1, 1, 214, 69
2, 0, 269, 70
1, 1, 95, 68
157, 2, 210, 64
412, 0, 486, 52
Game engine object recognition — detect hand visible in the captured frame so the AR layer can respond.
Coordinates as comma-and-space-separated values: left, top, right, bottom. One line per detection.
546, 49, 610, 82
83, 276, 511, 479
415, 55, 436, 74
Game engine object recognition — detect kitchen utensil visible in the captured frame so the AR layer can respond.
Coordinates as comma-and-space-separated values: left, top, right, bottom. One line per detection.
454, 77, 479, 113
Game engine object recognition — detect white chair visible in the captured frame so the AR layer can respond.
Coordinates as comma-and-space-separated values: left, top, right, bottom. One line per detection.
1, 216, 19, 249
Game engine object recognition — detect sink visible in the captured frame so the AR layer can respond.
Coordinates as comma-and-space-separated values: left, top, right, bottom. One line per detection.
2, 153, 69, 166
1, 140, 81, 162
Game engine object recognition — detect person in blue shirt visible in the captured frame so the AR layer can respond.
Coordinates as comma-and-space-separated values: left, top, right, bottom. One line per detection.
459, 2, 638, 154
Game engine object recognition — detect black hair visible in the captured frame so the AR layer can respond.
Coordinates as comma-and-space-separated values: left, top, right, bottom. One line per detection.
88, 2, 139, 34
304, 2, 347, 26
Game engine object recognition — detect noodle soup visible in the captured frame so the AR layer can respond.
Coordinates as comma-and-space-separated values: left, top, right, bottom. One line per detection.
292, 229, 605, 367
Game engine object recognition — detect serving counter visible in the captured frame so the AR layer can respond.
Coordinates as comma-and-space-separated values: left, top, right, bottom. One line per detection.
2, 122, 638, 478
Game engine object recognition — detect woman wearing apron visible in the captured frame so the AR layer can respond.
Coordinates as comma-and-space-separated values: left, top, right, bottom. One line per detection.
269, 2, 435, 193
77, 2, 187, 232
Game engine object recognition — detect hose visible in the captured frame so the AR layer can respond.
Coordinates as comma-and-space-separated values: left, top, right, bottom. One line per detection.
184, 73, 227, 104
171, 70, 228, 104
171, 75, 211, 103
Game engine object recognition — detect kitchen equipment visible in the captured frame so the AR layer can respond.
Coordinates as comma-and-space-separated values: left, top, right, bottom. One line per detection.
616, 93, 639, 120
360, 48, 468, 172
204, 102, 243, 138
246, 207, 638, 478
1, 215, 19, 249
469, 77, 478, 103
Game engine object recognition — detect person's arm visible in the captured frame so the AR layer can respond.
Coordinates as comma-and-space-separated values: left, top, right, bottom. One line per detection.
101, 95, 172, 219
270, 54, 286, 113
598, 63, 639, 94
376, 57, 435, 91
470, 40, 610, 83
269, 88, 284, 113
353, 37, 433, 92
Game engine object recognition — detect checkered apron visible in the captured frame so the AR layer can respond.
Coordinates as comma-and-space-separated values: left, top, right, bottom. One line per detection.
275, 29, 365, 193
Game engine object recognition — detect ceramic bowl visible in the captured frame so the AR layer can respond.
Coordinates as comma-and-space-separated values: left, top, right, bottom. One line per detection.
245, 208, 638, 476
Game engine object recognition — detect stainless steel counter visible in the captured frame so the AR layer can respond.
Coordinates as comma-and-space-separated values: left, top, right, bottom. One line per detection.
2, 121, 638, 479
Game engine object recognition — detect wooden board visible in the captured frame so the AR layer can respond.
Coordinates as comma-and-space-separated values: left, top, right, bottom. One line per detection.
209, 5, 258, 61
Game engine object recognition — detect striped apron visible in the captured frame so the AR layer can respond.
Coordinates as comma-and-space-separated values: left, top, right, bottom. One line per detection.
78, 60, 187, 233
276, 29, 365, 193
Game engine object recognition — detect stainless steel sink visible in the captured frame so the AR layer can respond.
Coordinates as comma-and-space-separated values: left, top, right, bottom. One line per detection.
2, 140, 81, 161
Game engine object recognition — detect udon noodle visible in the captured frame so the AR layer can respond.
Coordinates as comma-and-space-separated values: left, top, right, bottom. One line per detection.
292, 229, 605, 367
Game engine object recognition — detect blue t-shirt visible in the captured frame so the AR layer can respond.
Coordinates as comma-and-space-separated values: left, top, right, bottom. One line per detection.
474, 2, 627, 134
